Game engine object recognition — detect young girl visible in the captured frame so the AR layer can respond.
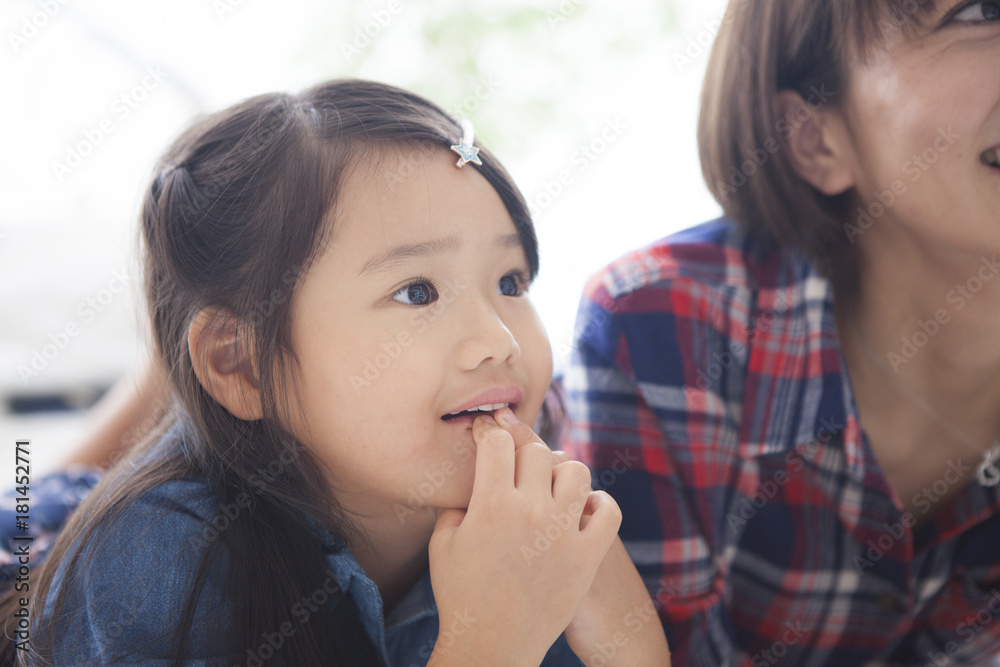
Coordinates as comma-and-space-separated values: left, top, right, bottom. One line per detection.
2, 80, 669, 665
564, 0, 1000, 664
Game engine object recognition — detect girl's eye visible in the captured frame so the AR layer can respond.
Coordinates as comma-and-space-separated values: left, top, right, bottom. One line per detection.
391, 281, 438, 306
952, 1, 1000, 22
498, 273, 526, 297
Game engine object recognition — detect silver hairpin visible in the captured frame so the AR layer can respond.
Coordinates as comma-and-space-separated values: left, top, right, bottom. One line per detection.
450, 119, 482, 168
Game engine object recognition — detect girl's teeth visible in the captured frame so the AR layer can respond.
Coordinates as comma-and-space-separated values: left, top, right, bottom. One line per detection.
447, 402, 509, 416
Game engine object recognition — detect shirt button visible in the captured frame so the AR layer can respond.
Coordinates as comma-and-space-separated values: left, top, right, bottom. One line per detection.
878, 591, 903, 613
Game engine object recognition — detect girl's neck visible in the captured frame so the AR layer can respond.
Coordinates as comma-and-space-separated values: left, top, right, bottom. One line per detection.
345, 504, 436, 614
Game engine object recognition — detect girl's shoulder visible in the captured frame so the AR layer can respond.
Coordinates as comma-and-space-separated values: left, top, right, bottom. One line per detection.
44, 456, 237, 661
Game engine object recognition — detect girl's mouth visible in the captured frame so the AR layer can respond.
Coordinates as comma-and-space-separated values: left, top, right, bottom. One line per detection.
441, 402, 516, 423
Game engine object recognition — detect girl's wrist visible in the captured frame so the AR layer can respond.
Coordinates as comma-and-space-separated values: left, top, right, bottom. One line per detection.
426, 633, 540, 667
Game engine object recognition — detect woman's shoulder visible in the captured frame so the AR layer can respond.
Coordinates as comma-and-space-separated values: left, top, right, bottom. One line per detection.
583, 217, 812, 307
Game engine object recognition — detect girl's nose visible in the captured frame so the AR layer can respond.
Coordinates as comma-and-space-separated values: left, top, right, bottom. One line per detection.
454, 298, 521, 371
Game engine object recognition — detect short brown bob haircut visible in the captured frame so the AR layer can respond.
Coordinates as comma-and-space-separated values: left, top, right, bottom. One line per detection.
698, 0, 941, 282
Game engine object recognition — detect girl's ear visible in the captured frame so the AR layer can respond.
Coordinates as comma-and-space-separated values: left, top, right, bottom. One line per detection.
775, 90, 856, 196
187, 307, 263, 421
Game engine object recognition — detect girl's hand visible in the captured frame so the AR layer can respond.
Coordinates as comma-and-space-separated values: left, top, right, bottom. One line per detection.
427, 410, 621, 666
563, 528, 671, 666
489, 412, 671, 667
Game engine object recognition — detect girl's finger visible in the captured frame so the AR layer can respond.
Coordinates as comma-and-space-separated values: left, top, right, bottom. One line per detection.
578, 490, 622, 544
514, 441, 557, 493
470, 414, 516, 499
551, 450, 572, 464
551, 461, 593, 517
495, 407, 546, 449
432, 507, 466, 533
495, 407, 566, 466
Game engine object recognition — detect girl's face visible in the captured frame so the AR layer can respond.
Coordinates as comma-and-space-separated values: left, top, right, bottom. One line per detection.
282, 147, 552, 518
837, 1, 1000, 252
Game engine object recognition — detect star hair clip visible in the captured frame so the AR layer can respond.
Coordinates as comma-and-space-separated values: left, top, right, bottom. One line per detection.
450, 118, 483, 168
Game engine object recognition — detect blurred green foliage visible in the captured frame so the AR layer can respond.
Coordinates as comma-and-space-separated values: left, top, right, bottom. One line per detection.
295, 0, 678, 160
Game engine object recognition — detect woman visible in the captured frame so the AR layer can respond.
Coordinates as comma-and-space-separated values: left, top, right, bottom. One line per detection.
562, 1, 1000, 664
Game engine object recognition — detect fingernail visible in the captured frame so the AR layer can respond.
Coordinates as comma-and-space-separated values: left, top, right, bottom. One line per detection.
497, 407, 519, 425
478, 414, 497, 426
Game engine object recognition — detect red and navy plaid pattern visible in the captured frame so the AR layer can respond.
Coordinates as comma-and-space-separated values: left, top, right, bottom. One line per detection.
561, 219, 1000, 666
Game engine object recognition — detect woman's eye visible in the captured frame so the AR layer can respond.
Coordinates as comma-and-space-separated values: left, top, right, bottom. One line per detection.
391, 281, 437, 306
498, 274, 524, 297
953, 1, 1000, 22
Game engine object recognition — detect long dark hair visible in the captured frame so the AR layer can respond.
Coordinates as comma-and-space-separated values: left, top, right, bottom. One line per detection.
2, 79, 538, 665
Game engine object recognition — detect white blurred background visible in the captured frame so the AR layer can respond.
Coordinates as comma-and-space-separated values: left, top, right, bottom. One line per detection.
1, 0, 728, 474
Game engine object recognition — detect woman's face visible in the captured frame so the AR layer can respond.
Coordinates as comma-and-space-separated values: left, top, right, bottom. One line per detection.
281, 147, 553, 521
837, 1, 1000, 253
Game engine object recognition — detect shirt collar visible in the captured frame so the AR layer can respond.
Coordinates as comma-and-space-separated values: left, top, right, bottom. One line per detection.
308, 516, 437, 661
738, 238, 867, 481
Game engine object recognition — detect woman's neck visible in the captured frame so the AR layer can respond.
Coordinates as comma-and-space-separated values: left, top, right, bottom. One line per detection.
833, 224, 1000, 515
844, 226, 1000, 401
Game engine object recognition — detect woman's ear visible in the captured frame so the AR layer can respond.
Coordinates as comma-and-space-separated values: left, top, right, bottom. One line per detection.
775, 90, 856, 196
187, 307, 263, 421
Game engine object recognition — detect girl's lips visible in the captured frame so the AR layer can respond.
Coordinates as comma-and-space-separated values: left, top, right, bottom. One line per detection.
441, 386, 524, 419
441, 404, 518, 426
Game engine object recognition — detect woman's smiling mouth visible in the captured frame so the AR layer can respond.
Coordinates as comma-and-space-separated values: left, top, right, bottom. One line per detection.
981, 145, 1000, 171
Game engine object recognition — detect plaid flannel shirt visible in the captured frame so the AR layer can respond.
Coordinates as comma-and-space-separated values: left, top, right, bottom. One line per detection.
561, 218, 1000, 666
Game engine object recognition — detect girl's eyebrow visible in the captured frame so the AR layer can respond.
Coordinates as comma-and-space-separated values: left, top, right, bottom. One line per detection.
358, 233, 522, 276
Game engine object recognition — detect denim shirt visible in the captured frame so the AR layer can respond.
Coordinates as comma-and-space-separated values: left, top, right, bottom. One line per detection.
22, 425, 583, 666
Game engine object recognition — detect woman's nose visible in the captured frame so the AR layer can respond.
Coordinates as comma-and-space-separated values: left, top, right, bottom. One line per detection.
453, 297, 521, 371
